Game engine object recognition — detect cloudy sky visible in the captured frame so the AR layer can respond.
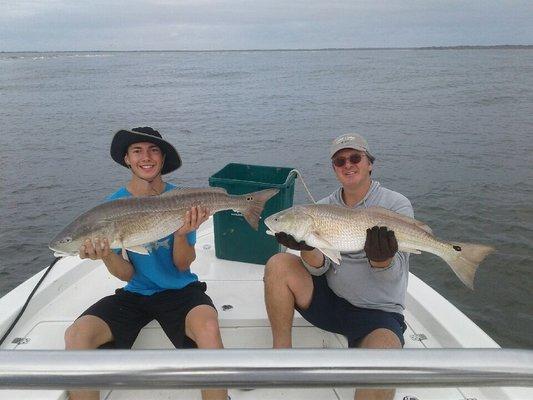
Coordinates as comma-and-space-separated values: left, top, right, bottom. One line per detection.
1, 0, 532, 51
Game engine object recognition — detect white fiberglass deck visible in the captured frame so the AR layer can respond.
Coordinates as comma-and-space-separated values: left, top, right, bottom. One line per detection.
0, 219, 531, 399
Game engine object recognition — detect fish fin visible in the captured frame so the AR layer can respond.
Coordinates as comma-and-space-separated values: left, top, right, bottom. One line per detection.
398, 246, 422, 255
159, 187, 228, 198
307, 231, 335, 248
240, 189, 279, 230
125, 245, 149, 255
316, 248, 342, 264
365, 206, 433, 234
121, 247, 130, 261
441, 242, 495, 290
307, 232, 341, 264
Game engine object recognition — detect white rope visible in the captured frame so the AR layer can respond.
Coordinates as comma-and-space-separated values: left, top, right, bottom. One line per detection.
289, 169, 317, 204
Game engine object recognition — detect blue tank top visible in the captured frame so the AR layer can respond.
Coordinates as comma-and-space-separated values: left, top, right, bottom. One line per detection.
106, 183, 198, 295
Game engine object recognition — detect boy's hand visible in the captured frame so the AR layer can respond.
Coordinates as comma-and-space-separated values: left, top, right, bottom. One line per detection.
176, 206, 210, 236
79, 237, 112, 260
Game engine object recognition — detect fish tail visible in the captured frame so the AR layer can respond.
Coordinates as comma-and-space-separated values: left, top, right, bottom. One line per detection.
240, 189, 279, 230
441, 242, 495, 290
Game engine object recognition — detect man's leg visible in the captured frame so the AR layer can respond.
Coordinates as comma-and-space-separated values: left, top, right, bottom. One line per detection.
64, 315, 114, 400
185, 304, 227, 400
355, 328, 402, 400
263, 253, 314, 348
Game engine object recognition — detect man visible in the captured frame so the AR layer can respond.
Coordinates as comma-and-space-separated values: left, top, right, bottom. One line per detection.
64, 127, 227, 400
264, 133, 412, 400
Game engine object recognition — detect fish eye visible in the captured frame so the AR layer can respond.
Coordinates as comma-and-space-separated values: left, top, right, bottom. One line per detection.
59, 237, 72, 244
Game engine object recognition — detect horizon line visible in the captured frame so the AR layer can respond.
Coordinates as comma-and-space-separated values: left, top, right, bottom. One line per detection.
2, 44, 532, 53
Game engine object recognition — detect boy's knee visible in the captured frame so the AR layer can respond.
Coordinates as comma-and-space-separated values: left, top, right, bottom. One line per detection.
193, 317, 222, 348
201, 318, 221, 338
64, 318, 108, 350
65, 323, 90, 349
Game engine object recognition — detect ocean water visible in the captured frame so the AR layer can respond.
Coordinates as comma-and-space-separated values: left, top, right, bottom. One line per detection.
0, 49, 531, 348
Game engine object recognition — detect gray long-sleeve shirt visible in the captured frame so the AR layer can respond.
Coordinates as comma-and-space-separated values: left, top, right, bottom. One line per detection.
302, 180, 413, 314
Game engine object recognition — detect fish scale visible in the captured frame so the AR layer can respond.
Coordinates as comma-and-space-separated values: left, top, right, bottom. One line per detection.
106, 191, 239, 247
49, 187, 279, 257
293, 204, 446, 254
264, 203, 494, 289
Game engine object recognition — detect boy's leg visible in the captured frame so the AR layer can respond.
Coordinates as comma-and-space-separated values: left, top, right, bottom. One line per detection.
185, 304, 223, 349
64, 316, 113, 400
185, 304, 227, 400
65, 290, 148, 400
153, 283, 227, 400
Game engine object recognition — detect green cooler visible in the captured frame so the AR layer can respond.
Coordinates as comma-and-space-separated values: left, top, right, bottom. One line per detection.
208, 163, 296, 265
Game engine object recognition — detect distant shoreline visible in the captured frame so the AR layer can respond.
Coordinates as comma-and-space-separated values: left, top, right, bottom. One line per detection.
2, 45, 532, 53
414, 45, 533, 50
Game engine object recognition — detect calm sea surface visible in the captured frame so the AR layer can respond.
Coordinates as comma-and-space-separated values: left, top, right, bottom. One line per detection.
0, 50, 531, 348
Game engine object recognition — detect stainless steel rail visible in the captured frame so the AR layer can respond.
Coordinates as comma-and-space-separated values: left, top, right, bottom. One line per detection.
1, 348, 532, 389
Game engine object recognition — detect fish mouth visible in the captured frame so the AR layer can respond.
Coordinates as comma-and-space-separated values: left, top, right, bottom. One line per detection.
52, 251, 73, 258
263, 219, 277, 235
48, 244, 76, 258
264, 213, 284, 236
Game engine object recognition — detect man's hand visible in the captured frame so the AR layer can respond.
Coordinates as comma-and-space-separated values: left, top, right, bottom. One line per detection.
364, 226, 398, 266
79, 237, 112, 260
176, 206, 210, 236
275, 232, 315, 251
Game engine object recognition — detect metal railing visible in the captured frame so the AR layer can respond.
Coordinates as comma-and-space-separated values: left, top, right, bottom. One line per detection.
1, 348, 532, 390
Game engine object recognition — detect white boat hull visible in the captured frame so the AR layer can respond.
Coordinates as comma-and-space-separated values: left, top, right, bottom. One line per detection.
1, 218, 531, 399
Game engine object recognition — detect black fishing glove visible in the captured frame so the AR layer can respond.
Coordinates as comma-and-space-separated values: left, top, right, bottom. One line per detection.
364, 226, 398, 262
275, 232, 315, 251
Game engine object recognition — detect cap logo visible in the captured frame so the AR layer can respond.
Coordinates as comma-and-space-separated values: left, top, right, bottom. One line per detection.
336, 135, 357, 144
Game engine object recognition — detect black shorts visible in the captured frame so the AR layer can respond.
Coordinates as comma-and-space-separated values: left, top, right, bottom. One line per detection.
79, 281, 215, 349
296, 274, 407, 347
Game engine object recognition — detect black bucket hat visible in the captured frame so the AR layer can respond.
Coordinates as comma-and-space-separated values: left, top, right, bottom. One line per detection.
110, 127, 181, 175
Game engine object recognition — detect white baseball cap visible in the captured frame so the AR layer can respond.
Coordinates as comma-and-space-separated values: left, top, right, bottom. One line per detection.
329, 133, 375, 163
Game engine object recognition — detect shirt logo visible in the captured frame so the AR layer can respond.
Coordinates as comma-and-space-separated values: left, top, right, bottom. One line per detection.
145, 238, 171, 253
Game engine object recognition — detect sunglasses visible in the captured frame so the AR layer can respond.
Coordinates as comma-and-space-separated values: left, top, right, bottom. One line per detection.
332, 153, 366, 167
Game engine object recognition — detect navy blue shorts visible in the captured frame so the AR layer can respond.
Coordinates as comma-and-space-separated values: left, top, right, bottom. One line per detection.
296, 274, 407, 347
79, 281, 215, 349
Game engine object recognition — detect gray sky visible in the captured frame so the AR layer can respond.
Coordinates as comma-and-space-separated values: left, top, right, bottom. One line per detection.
1, 0, 532, 51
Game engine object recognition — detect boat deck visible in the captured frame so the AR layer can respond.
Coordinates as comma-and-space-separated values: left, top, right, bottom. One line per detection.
1, 220, 530, 399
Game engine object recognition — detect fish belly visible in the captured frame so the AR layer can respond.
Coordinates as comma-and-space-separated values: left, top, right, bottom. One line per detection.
114, 211, 185, 248
106, 190, 234, 248
312, 210, 445, 256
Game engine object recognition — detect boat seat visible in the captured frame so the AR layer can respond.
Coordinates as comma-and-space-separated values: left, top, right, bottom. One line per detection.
205, 280, 310, 328
16, 313, 423, 352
